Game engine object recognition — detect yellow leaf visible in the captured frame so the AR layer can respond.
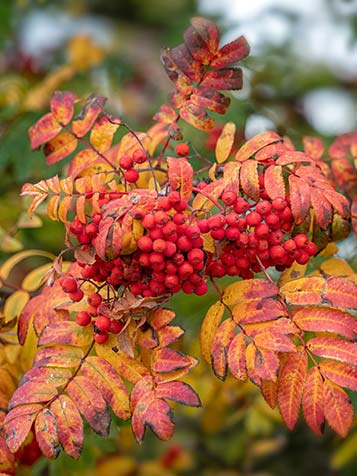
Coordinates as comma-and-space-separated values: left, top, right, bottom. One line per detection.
3, 290, 30, 323
200, 301, 224, 364
320, 258, 354, 276
215, 121, 236, 163
278, 262, 307, 286
21, 263, 54, 292
0, 250, 54, 281
67, 35, 105, 71
318, 242, 339, 257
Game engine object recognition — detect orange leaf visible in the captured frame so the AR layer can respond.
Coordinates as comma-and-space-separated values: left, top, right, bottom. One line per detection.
192, 178, 225, 212
152, 348, 195, 374
240, 159, 259, 200
254, 331, 296, 353
235, 131, 281, 162
44, 131, 78, 165
29, 112, 62, 150
148, 308, 176, 330
34, 345, 84, 368
277, 347, 307, 430
261, 380, 278, 408
89, 115, 119, 154
288, 175, 311, 225
323, 380, 353, 437
191, 86, 230, 114
322, 189, 350, 218
233, 298, 286, 324
8, 382, 57, 409
302, 367, 324, 435
322, 276, 357, 309
243, 317, 298, 338
140, 398, 175, 442
223, 279, 278, 306
279, 276, 325, 305
167, 157, 193, 200
246, 344, 280, 383
157, 325, 184, 347
81, 356, 130, 420
185, 17, 219, 64
201, 68, 243, 90
227, 333, 247, 381
71, 95, 106, 137
50, 395, 83, 459
50, 91, 76, 126
307, 336, 357, 365
20, 367, 72, 388
4, 404, 42, 453
179, 102, 214, 130
211, 318, 236, 380
264, 165, 285, 200
35, 409, 61, 459
200, 301, 224, 364
39, 321, 93, 347
303, 136, 324, 160
292, 306, 357, 340
215, 122, 236, 163
311, 187, 332, 229
320, 360, 357, 392
66, 376, 111, 437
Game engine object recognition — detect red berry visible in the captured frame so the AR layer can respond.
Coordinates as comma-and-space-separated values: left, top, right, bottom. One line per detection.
226, 213, 239, 226
142, 214, 155, 229
76, 311, 91, 326
168, 191, 181, 206
87, 305, 99, 317
96, 315, 111, 332
178, 262, 194, 278
198, 219, 209, 233
177, 235, 192, 252
119, 154, 133, 170
234, 198, 250, 213
295, 250, 310, 264
139, 253, 150, 267
110, 320, 124, 334
166, 262, 177, 274
185, 225, 200, 240
268, 230, 284, 245
92, 213, 102, 224
165, 274, 180, 289
173, 213, 187, 225
173, 199, 188, 212
255, 223, 269, 239
149, 252, 165, 266
187, 248, 205, 265
294, 234, 309, 248
207, 215, 225, 230
172, 253, 185, 265
265, 213, 280, 229
61, 278, 78, 293
124, 169, 139, 183
306, 241, 318, 256
133, 148, 147, 164
272, 197, 287, 211
208, 262, 226, 277
225, 226, 240, 241
195, 282, 208, 296
157, 197, 171, 211
138, 236, 153, 252
88, 293, 102, 307
150, 227, 164, 240
222, 191, 237, 206
164, 241, 177, 257
85, 223, 98, 236
246, 212, 262, 227
269, 245, 286, 261
154, 211, 169, 226
95, 332, 108, 344
256, 200, 272, 215
182, 281, 194, 294
69, 289, 84, 302
149, 280, 166, 295
284, 239, 297, 253
175, 143, 190, 156
153, 238, 167, 253
210, 228, 225, 240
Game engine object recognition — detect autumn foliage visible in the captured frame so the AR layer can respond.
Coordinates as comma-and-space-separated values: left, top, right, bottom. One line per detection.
0, 17, 356, 474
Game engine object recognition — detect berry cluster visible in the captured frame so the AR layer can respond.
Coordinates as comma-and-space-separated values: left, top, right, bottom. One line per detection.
119, 148, 147, 184
204, 183, 317, 278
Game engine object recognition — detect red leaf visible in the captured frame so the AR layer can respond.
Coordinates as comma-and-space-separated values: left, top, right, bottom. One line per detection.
167, 157, 193, 200
143, 399, 175, 442
148, 308, 176, 330
8, 382, 57, 409
184, 17, 219, 64
67, 149, 98, 178
66, 376, 111, 437
302, 367, 324, 435
320, 360, 357, 392
179, 102, 214, 130
276, 150, 313, 166
323, 380, 353, 437
29, 112, 62, 150
156, 381, 201, 407
323, 276, 357, 309
264, 165, 285, 200
152, 348, 195, 374
169, 44, 202, 82
20, 367, 72, 388
191, 86, 231, 114
211, 318, 236, 380
255, 143, 287, 162
322, 190, 350, 218
81, 356, 130, 420
50, 395, 83, 459
38, 321, 93, 347
307, 336, 357, 365
243, 317, 298, 338
71, 95, 106, 138
288, 175, 311, 224
227, 333, 247, 381
292, 306, 357, 340
248, 345, 280, 382
279, 276, 325, 306
303, 136, 324, 160
277, 347, 307, 430
157, 325, 184, 347
233, 298, 286, 324
240, 159, 260, 200
223, 279, 278, 306
35, 409, 61, 459
211, 36, 250, 68
235, 131, 281, 162
44, 131, 78, 165
34, 345, 84, 368
4, 404, 42, 452
201, 68, 243, 90
310, 187, 332, 229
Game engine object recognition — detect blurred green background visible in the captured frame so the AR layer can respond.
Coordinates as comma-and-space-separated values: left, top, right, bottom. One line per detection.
0, 0, 356, 475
